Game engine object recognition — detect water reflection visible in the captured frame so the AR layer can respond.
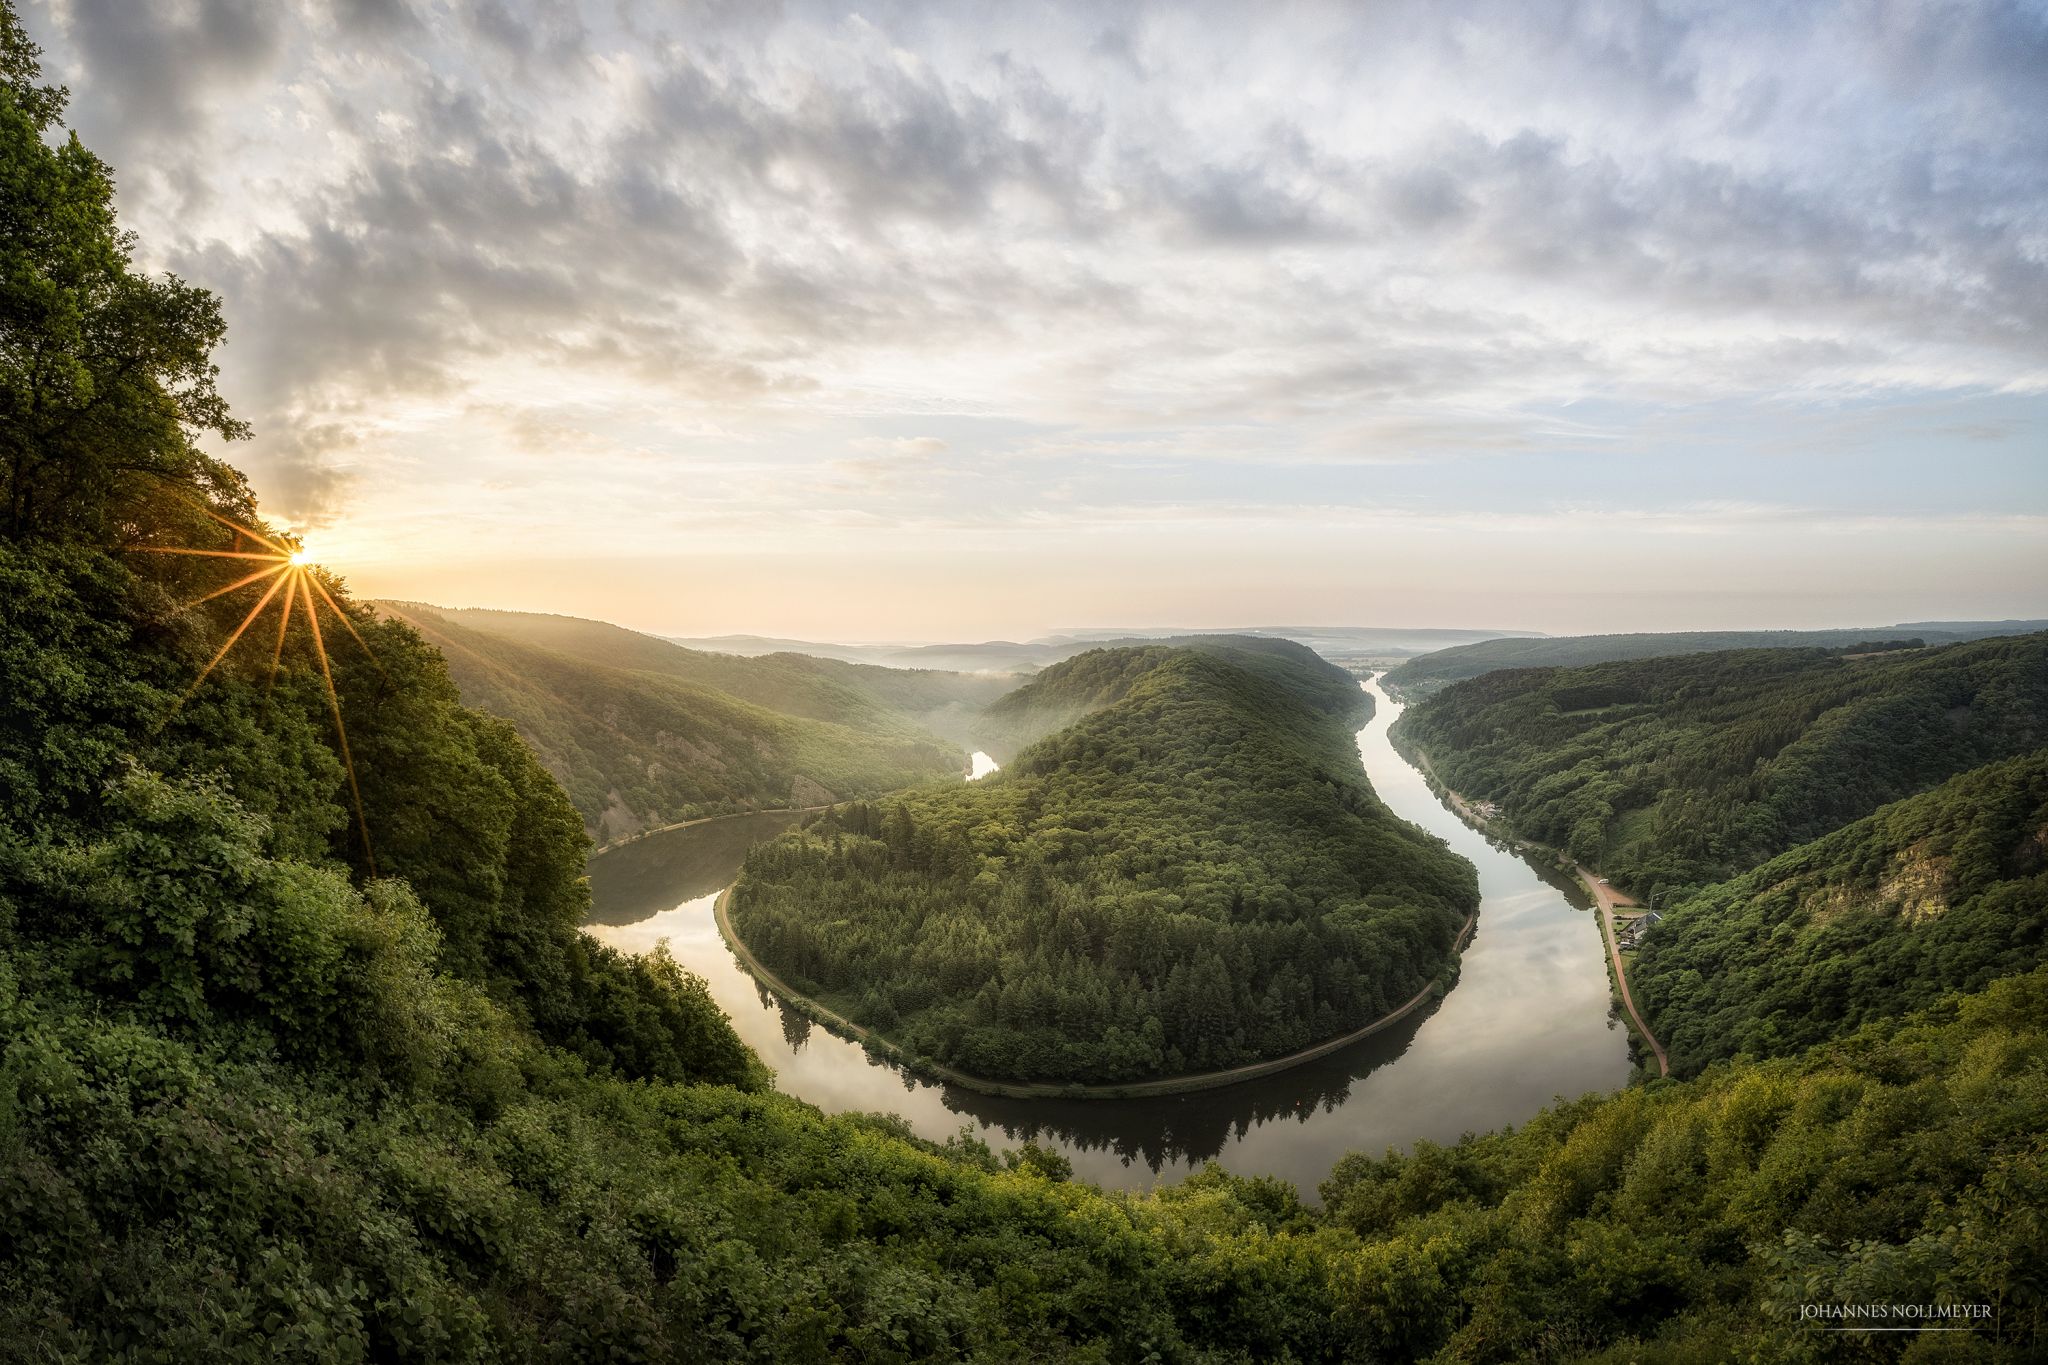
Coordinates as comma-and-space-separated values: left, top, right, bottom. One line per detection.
585, 810, 804, 925
583, 676, 1630, 1194
921, 998, 1441, 1174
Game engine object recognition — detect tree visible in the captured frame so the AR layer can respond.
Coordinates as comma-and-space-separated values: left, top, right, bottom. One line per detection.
0, 9, 248, 542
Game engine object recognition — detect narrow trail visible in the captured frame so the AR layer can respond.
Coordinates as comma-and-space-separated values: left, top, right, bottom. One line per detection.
1577, 867, 1671, 1078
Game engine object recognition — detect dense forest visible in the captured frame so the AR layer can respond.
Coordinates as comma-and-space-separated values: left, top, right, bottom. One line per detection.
1392, 637, 2048, 903
1395, 639, 2048, 1095
385, 604, 976, 842
730, 644, 1478, 1084
4, 10, 2045, 1358
1632, 751, 2048, 1076
1383, 621, 2048, 697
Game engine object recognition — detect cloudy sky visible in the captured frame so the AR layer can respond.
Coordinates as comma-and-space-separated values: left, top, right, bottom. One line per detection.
26, 0, 2048, 639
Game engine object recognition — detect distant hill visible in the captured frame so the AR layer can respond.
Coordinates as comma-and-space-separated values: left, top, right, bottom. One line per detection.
1383, 620, 2048, 697
675, 624, 1543, 675
664, 633, 906, 664
378, 604, 984, 842
670, 634, 1055, 673
1635, 751, 2048, 1076
1045, 625, 1545, 669
406, 606, 1017, 748
970, 635, 1360, 762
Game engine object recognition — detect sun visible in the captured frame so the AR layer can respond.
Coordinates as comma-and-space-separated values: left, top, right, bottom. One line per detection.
126, 508, 380, 875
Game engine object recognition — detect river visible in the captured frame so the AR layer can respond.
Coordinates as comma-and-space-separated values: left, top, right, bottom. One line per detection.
584, 675, 1631, 1195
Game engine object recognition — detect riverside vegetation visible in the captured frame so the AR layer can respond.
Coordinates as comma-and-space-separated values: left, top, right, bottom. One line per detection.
2, 11, 2045, 1357
1394, 640, 2048, 1081
729, 643, 1479, 1084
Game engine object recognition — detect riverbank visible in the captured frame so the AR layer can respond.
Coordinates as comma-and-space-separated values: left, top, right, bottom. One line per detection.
714, 886, 1478, 1101
1397, 735, 1670, 1078
592, 803, 832, 854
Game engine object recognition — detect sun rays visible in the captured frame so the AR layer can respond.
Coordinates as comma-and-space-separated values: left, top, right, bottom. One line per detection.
131, 512, 379, 876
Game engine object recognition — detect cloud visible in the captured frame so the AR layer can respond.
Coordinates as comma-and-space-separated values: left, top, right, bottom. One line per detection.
833, 435, 955, 489
17, 0, 2046, 541
851, 436, 949, 457
45, 0, 281, 136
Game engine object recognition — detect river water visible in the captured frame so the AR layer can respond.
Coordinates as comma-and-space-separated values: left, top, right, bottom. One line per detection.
585, 675, 1631, 1195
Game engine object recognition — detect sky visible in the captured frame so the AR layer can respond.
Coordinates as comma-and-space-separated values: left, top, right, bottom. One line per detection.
24, 0, 2048, 641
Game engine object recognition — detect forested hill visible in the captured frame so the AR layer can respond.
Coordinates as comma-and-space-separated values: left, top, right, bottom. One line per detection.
1391, 633, 2048, 902
729, 644, 1476, 1084
1634, 751, 2048, 1076
1383, 620, 2048, 697
1394, 633, 2048, 1081
382, 603, 970, 842
970, 634, 1359, 761
396, 603, 1017, 747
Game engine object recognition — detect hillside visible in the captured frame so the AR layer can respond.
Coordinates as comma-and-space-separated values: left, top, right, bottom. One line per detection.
1383, 620, 2048, 697
399, 604, 1018, 747
1391, 633, 2048, 902
382, 604, 971, 842
1314, 969, 2048, 1357
729, 643, 1477, 1084
1634, 751, 2048, 1076
968, 634, 1359, 761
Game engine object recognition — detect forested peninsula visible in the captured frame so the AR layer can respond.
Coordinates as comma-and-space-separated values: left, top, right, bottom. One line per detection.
728, 643, 1478, 1085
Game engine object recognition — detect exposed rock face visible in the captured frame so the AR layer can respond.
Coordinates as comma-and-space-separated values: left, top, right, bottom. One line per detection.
1798, 837, 1955, 928
600, 788, 647, 844
789, 774, 837, 808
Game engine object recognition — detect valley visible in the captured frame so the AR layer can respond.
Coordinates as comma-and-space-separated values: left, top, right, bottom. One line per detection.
5, 9, 2044, 1350
586, 674, 1632, 1191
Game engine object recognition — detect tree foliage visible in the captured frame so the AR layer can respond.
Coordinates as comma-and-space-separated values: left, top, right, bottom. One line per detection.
0, 10, 249, 540
1396, 639, 2048, 1087
1393, 637, 2048, 901
1383, 624, 2042, 698
1633, 751, 2048, 1075
969, 635, 1336, 761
